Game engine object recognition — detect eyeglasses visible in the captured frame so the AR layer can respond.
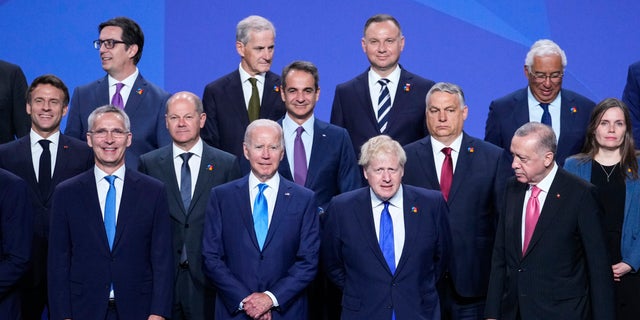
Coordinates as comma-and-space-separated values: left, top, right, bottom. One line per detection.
93, 39, 127, 50
530, 72, 563, 84
88, 129, 130, 139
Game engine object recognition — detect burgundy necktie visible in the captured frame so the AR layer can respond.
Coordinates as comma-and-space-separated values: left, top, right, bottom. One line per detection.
294, 126, 307, 186
440, 147, 453, 201
523, 185, 542, 254
111, 83, 125, 109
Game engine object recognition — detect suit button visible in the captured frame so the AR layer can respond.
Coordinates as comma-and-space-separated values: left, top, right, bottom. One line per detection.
518, 268, 523, 272
392, 282, 397, 286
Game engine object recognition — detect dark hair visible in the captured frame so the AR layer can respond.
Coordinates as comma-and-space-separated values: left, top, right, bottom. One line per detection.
281, 60, 319, 90
99, 17, 144, 65
575, 98, 638, 179
26, 74, 70, 106
364, 14, 402, 35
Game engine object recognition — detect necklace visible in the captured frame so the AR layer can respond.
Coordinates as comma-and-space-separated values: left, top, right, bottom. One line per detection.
598, 162, 618, 182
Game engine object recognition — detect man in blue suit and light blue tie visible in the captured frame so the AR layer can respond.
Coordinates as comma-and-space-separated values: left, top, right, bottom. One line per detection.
484, 39, 595, 166
49, 106, 173, 320
65, 17, 171, 170
201, 16, 286, 174
0, 74, 94, 320
202, 119, 319, 320
331, 14, 435, 157
403, 83, 512, 320
322, 135, 451, 320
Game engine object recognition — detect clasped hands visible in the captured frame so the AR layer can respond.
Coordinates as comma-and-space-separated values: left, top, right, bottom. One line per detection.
242, 292, 273, 320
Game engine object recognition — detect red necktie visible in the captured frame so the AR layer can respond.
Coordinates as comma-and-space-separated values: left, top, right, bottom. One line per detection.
440, 147, 453, 201
523, 185, 542, 254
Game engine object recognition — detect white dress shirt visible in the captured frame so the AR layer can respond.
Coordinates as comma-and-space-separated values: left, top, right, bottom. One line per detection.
108, 68, 138, 107
520, 163, 558, 247
239, 63, 266, 110
172, 139, 203, 199
368, 65, 401, 116
528, 87, 561, 140
370, 186, 405, 267
30, 129, 60, 181
282, 113, 314, 176
430, 134, 463, 183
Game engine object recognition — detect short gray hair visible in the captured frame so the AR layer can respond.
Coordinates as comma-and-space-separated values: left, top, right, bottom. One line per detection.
87, 105, 131, 132
425, 82, 466, 110
236, 15, 276, 45
525, 39, 567, 73
514, 122, 557, 155
243, 119, 283, 147
359, 135, 406, 168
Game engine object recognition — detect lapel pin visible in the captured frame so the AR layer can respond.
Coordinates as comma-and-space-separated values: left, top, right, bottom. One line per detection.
403, 83, 411, 92
556, 193, 561, 199
322, 134, 327, 137
570, 106, 577, 113
207, 164, 214, 171
467, 147, 474, 153
136, 88, 144, 95
63, 145, 69, 149
411, 206, 418, 213
284, 192, 290, 196
274, 85, 280, 92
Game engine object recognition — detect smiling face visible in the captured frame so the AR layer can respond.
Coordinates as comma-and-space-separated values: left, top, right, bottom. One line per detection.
237, 30, 275, 76
27, 84, 68, 138
361, 20, 405, 77
87, 112, 131, 174
525, 55, 563, 104
243, 124, 284, 182
426, 91, 468, 146
98, 26, 138, 80
363, 152, 404, 201
165, 97, 206, 151
595, 107, 626, 152
281, 69, 319, 125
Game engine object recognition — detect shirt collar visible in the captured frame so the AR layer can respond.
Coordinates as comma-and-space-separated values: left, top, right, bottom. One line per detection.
94, 164, 126, 183
238, 63, 266, 85
430, 133, 463, 154
30, 129, 61, 146
108, 68, 138, 88
248, 171, 280, 191
368, 65, 401, 87
282, 113, 315, 136
369, 184, 404, 209
172, 138, 203, 159
527, 86, 561, 108
531, 162, 558, 193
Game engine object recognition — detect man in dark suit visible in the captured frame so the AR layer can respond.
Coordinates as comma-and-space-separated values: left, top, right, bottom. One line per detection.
277, 60, 361, 320
485, 39, 595, 166
0, 168, 32, 320
0, 74, 94, 320
202, 15, 286, 174
485, 122, 614, 320
202, 119, 319, 320
322, 135, 450, 320
65, 16, 171, 170
139, 91, 241, 320
621, 60, 640, 148
331, 14, 435, 156
49, 106, 173, 320
0, 59, 30, 143
403, 82, 511, 320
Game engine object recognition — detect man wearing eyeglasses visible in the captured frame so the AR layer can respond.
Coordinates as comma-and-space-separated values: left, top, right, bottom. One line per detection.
49, 105, 173, 320
65, 16, 171, 170
484, 39, 595, 166
0, 74, 94, 320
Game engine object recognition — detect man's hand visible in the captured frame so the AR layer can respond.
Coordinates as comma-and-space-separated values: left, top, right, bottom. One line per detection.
613, 262, 633, 281
256, 310, 272, 320
148, 315, 165, 320
242, 292, 273, 319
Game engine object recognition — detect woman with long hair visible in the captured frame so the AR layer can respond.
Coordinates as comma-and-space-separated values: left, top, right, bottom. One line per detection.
565, 98, 640, 319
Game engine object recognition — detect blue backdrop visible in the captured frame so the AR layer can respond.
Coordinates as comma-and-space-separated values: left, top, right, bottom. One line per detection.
1, 0, 638, 138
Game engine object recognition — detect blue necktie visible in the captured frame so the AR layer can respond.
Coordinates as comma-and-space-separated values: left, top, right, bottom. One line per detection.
540, 103, 552, 127
377, 79, 391, 133
104, 175, 117, 250
379, 201, 395, 273
180, 152, 193, 211
253, 183, 269, 249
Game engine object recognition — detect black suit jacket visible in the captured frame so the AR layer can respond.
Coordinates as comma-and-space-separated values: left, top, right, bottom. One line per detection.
484, 87, 595, 166
201, 70, 286, 173
403, 133, 512, 297
0, 134, 93, 287
0, 60, 30, 144
330, 67, 435, 155
485, 168, 615, 320
138, 142, 241, 288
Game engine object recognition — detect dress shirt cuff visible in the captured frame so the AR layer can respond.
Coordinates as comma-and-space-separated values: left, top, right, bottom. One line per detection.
264, 291, 279, 307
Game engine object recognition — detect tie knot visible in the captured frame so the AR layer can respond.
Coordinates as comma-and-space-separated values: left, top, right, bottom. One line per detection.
180, 152, 193, 163
378, 78, 390, 88
248, 77, 258, 87
382, 201, 390, 210
105, 175, 117, 186
115, 82, 125, 92
39, 139, 51, 150
539, 103, 550, 111
257, 183, 268, 194
530, 185, 542, 198
296, 126, 305, 137
442, 147, 452, 156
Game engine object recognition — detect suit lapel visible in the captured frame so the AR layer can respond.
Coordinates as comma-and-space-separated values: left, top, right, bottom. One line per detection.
190, 146, 217, 214
78, 171, 111, 252
96, 76, 110, 106
395, 188, 418, 276
228, 71, 250, 126
17, 137, 39, 190
448, 134, 474, 202
123, 75, 146, 117
507, 181, 527, 258
263, 179, 292, 250
415, 138, 441, 190
260, 72, 281, 118
512, 89, 530, 134
558, 89, 575, 153
388, 69, 412, 130
236, 178, 259, 250
355, 70, 379, 132
354, 190, 393, 274
113, 170, 138, 250
159, 148, 186, 221
305, 121, 328, 188
524, 170, 566, 257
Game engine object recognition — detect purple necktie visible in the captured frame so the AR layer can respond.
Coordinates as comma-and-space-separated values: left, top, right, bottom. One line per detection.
294, 126, 307, 186
111, 83, 125, 109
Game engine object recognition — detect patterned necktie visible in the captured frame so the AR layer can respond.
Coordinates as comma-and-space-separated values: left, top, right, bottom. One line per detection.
38, 139, 52, 197
539, 103, 552, 127
377, 78, 391, 133
293, 126, 307, 186
247, 78, 260, 122
104, 175, 117, 250
179, 152, 193, 211
440, 147, 453, 201
253, 183, 269, 250
112, 83, 125, 109
523, 185, 542, 254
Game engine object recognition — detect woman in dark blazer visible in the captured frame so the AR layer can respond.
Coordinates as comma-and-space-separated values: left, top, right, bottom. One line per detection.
564, 98, 640, 319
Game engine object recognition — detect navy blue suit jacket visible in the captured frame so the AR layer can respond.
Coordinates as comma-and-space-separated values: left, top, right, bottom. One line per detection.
0, 134, 93, 287
201, 70, 286, 173
0, 168, 32, 319
65, 74, 171, 169
622, 60, 640, 148
278, 119, 362, 210
139, 142, 241, 288
48, 168, 173, 320
202, 175, 319, 319
322, 185, 450, 320
330, 67, 435, 155
0, 60, 30, 143
485, 169, 615, 320
403, 133, 512, 298
484, 87, 595, 166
